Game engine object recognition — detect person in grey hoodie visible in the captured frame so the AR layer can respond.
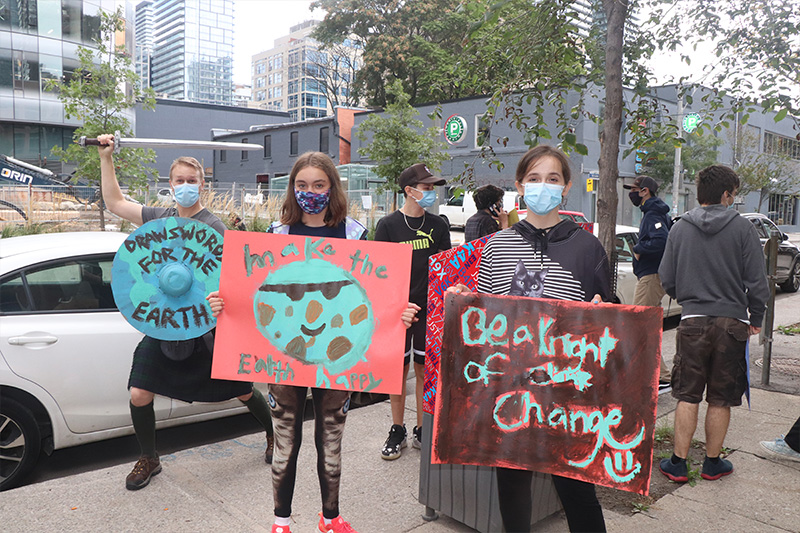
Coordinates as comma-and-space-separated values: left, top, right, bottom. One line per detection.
658, 165, 769, 483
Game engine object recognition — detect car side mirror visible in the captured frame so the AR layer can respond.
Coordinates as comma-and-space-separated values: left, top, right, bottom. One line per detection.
782, 232, 789, 242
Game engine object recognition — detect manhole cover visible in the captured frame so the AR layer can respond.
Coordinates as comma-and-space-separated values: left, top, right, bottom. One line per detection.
754, 357, 800, 376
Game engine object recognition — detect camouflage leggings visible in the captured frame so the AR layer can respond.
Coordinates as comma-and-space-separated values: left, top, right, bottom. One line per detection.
268, 384, 350, 519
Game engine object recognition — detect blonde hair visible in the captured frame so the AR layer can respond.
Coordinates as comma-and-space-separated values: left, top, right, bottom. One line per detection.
169, 157, 204, 181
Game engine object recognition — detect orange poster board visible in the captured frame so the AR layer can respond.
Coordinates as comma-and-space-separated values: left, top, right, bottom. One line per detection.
211, 231, 411, 394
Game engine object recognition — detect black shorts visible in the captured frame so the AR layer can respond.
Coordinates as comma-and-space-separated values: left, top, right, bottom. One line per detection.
404, 312, 426, 366
671, 316, 749, 407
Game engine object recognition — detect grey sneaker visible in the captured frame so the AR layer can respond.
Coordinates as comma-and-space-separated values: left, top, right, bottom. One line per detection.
381, 424, 407, 460
760, 437, 800, 462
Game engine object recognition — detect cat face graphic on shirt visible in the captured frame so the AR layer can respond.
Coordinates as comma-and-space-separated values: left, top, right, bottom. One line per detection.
508, 260, 548, 298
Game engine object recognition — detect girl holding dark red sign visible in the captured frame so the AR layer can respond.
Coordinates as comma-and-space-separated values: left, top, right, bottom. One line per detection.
209, 152, 418, 533
449, 145, 609, 532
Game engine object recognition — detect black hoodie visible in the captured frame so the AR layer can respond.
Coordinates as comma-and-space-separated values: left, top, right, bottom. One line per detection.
478, 219, 610, 302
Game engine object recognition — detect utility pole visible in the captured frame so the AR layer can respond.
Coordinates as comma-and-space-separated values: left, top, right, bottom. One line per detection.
672, 93, 683, 217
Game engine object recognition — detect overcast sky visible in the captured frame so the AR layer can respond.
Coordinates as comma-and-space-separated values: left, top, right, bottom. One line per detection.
233, 0, 321, 85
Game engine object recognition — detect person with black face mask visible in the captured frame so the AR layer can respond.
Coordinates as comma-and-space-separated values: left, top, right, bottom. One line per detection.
623, 175, 673, 390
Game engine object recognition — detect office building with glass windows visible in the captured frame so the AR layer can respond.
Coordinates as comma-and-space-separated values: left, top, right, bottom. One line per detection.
0, 0, 125, 169
143, 0, 234, 106
251, 20, 361, 122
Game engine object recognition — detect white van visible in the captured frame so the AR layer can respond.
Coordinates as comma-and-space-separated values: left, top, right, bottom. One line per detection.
438, 190, 519, 228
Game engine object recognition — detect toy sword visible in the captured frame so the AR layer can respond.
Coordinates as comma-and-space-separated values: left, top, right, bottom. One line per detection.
78, 131, 263, 153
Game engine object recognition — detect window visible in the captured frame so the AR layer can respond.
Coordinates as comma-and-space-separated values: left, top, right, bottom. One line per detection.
241, 138, 249, 161
475, 114, 490, 147
290, 131, 298, 156
220, 150, 227, 162
263, 135, 271, 158
0, 257, 116, 314
319, 127, 329, 153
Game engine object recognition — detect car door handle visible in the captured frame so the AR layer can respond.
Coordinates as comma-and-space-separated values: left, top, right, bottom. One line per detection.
8, 335, 59, 345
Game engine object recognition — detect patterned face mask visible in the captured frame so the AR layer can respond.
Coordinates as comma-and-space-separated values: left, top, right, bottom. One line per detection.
295, 188, 331, 214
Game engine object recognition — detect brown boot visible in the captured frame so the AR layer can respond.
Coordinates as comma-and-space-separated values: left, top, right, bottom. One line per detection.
265, 435, 274, 464
125, 455, 161, 490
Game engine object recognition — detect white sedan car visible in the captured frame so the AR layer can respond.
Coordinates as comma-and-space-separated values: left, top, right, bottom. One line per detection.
0, 232, 265, 491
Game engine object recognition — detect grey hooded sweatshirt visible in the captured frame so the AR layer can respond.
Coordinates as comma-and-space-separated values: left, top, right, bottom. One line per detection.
659, 204, 769, 327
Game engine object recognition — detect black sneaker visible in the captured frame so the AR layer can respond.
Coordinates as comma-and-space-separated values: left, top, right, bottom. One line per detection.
381, 424, 407, 460
412, 426, 422, 449
659, 456, 688, 483
658, 381, 672, 394
701, 456, 733, 480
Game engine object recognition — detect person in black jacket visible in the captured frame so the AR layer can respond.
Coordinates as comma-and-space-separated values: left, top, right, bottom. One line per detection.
624, 175, 672, 389
464, 184, 508, 242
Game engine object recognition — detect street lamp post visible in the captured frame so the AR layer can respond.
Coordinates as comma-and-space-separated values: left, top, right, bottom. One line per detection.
672, 95, 683, 217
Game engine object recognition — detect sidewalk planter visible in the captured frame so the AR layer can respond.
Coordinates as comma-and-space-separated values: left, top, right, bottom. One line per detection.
418, 413, 562, 532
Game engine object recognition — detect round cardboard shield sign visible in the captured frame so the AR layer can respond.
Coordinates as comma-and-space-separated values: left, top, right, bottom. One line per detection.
111, 217, 223, 340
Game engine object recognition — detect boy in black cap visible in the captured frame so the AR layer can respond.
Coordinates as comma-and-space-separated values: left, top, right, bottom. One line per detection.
374, 163, 451, 459
623, 175, 672, 390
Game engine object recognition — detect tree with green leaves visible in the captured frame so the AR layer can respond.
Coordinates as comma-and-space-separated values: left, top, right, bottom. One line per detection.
47, 8, 156, 230
311, 0, 474, 106
355, 79, 449, 206
644, 129, 724, 190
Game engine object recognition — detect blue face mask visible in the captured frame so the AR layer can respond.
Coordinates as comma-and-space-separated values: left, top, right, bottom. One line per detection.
411, 188, 437, 209
173, 183, 200, 208
524, 182, 564, 215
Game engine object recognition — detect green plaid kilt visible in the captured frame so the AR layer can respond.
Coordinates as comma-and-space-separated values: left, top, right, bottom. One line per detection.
128, 335, 252, 403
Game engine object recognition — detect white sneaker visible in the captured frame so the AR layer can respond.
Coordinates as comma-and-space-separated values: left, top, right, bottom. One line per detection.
760, 437, 800, 462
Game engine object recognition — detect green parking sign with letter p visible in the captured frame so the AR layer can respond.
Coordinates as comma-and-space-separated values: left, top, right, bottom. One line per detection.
444, 115, 467, 144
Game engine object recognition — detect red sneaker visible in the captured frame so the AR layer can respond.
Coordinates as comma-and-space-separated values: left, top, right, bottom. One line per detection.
317, 513, 357, 533
271, 524, 291, 533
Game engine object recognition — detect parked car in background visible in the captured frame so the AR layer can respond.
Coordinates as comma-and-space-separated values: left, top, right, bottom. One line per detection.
0, 232, 269, 491
438, 190, 518, 228
558, 210, 594, 233
743, 212, 800, 293
156, 188, 173, 204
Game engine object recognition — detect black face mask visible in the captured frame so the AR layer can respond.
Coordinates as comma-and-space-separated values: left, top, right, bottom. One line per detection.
629, 191, 643, 207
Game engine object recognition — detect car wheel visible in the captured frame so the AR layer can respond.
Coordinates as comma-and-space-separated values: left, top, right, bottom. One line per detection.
0, 398, 42, 492
439, 215, 450, 228
779, 261, 800, 293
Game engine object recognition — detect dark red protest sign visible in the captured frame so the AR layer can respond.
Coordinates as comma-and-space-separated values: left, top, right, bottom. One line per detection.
432, 293, 662, 495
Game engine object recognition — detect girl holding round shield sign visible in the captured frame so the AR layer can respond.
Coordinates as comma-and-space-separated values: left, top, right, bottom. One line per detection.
449, 145, 609, 533
209, 152, 418, 533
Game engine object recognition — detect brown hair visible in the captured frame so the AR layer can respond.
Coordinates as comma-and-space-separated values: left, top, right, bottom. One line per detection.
697, 165, 740, 205
169, 156, 204, 181
280, 152, 348, 227
515, 145, 572, 185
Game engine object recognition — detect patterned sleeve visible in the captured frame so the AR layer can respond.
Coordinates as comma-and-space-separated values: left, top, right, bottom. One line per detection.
477, 237, 494, 294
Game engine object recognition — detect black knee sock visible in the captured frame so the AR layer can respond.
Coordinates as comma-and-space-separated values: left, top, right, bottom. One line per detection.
130, 401, 157, 458
242, 387, 273, 436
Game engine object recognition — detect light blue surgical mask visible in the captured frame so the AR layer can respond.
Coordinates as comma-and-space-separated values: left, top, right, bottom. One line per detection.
173, 183, 200, 208
411, 187, 437, 209
524, 182, 564, 215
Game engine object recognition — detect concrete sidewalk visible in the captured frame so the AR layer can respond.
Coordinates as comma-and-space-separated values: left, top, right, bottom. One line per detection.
2, 301, 800, 532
